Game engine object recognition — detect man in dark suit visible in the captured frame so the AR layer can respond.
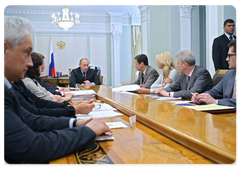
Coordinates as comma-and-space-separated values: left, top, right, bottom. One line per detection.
126, 54, 159, 88
13, 79, 95, 117
69, 58, 101, 87
212, 19, 236, 71
192, 40, 236, 108
155, 50, 213, 99
4, 16, 110, 163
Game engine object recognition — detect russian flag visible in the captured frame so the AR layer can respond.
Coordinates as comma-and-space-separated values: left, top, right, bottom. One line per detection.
49, 39, 56, 77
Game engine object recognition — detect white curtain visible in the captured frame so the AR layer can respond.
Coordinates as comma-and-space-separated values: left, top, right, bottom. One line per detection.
131, 26, 142, 82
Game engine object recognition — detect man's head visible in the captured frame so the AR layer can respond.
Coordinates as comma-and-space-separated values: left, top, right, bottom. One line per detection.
4, 16, 34, 83
226, 40, 236, 70
224, 19, 235, 36
176, 50, 196, 74
134, 54, 148, 71
79, 58, 89, 72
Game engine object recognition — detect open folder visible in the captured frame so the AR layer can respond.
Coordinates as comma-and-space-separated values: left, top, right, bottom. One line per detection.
185, 104, 236, 114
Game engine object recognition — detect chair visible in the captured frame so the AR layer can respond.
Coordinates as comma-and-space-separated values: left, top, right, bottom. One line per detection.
212, 69, 229, 86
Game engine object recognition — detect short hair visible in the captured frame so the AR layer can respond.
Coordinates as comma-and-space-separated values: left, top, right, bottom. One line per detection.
25, 52, 43, 79
4, 16, 34, 50
228, 40, 236, 53
156, 51, 177, 79
176, 50, 196, 66
134, 54, 148, 66
224, 19, 235, 27
79, 58, 89, 64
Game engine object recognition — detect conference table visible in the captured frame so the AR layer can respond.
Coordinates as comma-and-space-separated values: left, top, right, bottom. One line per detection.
50, 85, 236, 164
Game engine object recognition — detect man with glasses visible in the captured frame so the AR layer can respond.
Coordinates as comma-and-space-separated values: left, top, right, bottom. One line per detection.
192, 40, 236, 108
212, 19, 236, 71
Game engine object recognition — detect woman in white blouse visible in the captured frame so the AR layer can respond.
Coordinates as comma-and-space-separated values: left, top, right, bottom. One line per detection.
22, 52, 73, 102
137, 51, 179, 94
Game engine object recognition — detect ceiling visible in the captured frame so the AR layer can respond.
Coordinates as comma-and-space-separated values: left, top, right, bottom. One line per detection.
5, 5, 140, 14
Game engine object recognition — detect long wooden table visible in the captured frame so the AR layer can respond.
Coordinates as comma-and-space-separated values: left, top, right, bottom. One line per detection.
50, 85, 236, 164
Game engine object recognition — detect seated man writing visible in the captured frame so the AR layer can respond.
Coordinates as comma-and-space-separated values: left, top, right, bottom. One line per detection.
70, 58, 101, 87
192, 40, 236, 108
155, 50, 213, 99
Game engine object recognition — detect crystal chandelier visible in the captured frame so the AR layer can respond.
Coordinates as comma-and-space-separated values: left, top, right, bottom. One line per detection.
51, 6, 80, 32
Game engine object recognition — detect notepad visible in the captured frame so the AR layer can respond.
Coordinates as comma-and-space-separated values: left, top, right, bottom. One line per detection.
185, 104, 236, 114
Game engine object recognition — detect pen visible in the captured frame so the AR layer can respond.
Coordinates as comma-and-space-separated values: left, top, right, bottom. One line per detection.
104, 132, 112, 136
191, 92, 194, 96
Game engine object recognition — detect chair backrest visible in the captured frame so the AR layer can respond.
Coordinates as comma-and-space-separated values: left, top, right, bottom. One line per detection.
212, 69, 229, 86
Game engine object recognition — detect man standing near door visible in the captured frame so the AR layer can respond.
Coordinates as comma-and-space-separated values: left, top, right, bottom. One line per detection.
212, 19, 236, 71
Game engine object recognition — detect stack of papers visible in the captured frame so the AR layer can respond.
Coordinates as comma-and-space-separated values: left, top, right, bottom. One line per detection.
112, 85, 140, 92
65, 90, 96, 100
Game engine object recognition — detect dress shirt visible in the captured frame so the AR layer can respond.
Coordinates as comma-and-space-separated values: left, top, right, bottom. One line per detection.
170, 67, 195, 97
225, 33, 235, 41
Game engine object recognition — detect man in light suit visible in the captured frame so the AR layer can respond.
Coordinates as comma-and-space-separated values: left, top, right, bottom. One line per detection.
192, 40, 236, 108
131, 54, 159, 89
155, 50, 213, 99
69, 58, 101, 87
4, 16, 110, 163
212, 19, 236, 71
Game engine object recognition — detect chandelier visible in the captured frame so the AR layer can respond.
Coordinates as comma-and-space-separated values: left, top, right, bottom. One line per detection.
51, 6, 80, 32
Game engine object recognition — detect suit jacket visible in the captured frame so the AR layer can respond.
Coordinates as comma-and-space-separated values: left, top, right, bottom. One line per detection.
69, 67, 101, 87
164, 65, 213, 99
205, 70, 236, 108
5, 85, 96, 163
133, 65, 159, 89
12, 81, 75, 117
212, 34, 236, 71
36, 77, 61, 95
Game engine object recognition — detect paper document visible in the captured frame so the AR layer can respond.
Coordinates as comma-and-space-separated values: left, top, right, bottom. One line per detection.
95, 134, 114, 141
76, 110, 123, 120
184, 104, 236, 114
106, 122, 128, 129
146, 95, 182, 100
112, 85, 140, 92
65, 90, 96, 96
92, 103, 117, 112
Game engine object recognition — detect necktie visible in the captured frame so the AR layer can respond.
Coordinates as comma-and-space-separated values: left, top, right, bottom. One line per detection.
186, 76, 190, 89
142, 73, 144, 84
229, 35, 233, 41
9, 87, 15, 96
83, 72, 86, 81
232, 80, 236, 98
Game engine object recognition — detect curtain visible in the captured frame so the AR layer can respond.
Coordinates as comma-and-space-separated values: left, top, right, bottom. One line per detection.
131, 26, 142, 82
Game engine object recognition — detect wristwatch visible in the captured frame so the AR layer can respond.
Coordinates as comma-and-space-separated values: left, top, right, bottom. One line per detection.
73, 118, 77, 127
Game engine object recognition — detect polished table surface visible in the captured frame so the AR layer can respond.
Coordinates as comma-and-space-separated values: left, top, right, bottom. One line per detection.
50, 85, 236, 164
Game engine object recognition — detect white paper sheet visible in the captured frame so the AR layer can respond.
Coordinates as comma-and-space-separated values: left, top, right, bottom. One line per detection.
106, 122, 128, 129
76, 110, 123, 120
112, 85, 140, 92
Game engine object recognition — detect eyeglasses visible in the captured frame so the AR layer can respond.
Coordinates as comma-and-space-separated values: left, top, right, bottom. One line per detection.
227, 54, 236, 58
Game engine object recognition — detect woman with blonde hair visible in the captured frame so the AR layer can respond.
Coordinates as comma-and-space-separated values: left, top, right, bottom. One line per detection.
137, 51, 179, 94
